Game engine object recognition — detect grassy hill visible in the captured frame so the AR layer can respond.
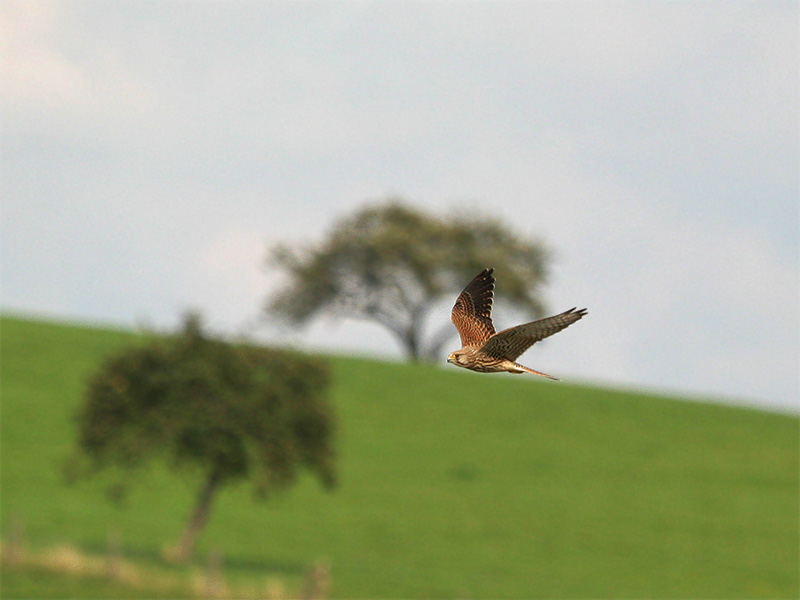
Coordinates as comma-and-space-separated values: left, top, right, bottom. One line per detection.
1, 315, 797, 598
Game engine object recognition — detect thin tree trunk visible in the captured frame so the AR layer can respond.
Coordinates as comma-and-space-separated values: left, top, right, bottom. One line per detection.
402, 325, 422, 362
167, 467, 222, 563
401, 303, 435, 363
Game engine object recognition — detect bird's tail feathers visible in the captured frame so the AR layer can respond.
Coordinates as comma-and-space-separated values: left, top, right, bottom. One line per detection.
513, 362, 558, 380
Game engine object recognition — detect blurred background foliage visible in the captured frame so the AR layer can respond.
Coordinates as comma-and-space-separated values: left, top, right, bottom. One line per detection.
63, 313, 336, 564
267, 199, 549, 361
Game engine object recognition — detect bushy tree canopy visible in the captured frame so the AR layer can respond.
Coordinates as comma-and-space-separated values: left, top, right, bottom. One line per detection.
69, 313, 335, 561
267, 199, 550, 361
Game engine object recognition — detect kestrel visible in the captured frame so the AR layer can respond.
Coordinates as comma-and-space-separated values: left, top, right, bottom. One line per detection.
447, 268, 587, 379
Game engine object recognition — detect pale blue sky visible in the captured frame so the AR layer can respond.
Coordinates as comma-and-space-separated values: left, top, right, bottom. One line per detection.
2, 1, 797, 411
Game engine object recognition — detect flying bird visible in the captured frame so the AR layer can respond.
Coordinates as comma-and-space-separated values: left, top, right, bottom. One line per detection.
447, 268, 587, 379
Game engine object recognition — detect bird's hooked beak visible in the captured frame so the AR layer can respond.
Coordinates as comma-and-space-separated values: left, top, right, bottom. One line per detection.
447, 353, 455, 364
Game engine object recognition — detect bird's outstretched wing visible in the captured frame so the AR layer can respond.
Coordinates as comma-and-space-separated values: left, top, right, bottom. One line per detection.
451, 268, 496, 347
480, 307, 587, 361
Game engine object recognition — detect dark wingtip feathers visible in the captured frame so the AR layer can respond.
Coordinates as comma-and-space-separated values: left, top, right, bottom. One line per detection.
476, 268, 495, 292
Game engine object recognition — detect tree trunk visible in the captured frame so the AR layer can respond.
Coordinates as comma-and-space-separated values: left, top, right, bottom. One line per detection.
402, 325, 422, 362
166, 467, 222, 563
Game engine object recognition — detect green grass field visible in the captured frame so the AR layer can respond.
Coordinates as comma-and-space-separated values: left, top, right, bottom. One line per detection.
1, 315, 798, 598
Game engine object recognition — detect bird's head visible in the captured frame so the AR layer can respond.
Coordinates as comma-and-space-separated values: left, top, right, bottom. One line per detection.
447, 349, 469, 367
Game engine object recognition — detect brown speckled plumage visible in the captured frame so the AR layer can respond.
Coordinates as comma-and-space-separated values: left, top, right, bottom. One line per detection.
447, 268, 587, 380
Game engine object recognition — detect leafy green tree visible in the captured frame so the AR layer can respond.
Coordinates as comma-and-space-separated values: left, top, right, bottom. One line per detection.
67, 313, 336, 562
266, 199, 550, 361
